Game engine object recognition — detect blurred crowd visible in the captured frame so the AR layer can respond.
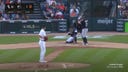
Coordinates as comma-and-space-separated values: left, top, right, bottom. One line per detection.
1, 0, 127, 20
118, 0, 128, 19
0, 0, 28, 20
39, 0, 81, 19
0, 0, 81, 20
40, 0, 67, 19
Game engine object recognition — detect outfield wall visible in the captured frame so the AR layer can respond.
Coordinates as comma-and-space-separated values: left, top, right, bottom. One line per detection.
117, 19, 128, 32
0, 19, 67, 34
0, 19, 127, 34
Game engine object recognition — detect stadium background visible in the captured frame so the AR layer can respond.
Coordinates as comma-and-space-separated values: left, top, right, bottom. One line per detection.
0, 0, 128, 72
0, 0, 127, 34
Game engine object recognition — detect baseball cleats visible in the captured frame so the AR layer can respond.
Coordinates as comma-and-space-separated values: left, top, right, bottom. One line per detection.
82, 43, 88, 46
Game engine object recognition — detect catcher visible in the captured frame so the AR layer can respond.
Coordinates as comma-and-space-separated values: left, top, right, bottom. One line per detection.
66, 25, 77, 43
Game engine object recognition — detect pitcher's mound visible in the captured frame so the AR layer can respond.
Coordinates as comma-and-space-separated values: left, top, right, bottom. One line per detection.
0, 62, 90, 70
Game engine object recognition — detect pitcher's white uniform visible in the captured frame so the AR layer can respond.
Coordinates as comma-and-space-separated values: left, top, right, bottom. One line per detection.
39, 29, 46, 62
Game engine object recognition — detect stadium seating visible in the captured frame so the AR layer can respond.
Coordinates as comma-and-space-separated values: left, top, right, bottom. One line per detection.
22, 0, 43, 19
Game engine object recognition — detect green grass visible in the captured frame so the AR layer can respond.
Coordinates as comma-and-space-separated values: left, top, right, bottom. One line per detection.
51, 35, 128, 43
89, 35, 128, 43
1, 48, 128, 72
0, 48, 54, 63
0, 35, 128, 44
0, 35, 63, 44
0, 36, 38, 44
51, 48, 128, 72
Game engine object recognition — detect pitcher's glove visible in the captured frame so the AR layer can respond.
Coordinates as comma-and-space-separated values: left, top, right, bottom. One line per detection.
44, 36, 48, 41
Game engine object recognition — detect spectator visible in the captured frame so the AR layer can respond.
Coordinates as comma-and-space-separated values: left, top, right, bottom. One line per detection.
17, 0, 21, 3
46, 0, 56, 5
2, 13, 10, 20
120, 0, 128, 4
41, 0, 67, 19
0, 0, 5, 13
0, 13, 6, 20
10, 0, 15, 3
122, 10, 128, 18
43, 3, 54, 19
118, 0, 128, 19
125, 2, 128, 10
14, 14, 20, 20
10, 13, 16, 20
54, 10, 64, 19
50, 2, 57, 13
69, 5, 79, 25
70, 6, 79, 18
6, 0, 10, 4
57, 3, 66, 12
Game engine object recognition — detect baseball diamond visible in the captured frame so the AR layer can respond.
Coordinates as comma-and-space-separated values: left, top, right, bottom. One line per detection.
0, 32, 128, 72
0, 0, 128, 72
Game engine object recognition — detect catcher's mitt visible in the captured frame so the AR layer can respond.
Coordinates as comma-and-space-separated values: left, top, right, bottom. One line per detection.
44, 36, 48, 41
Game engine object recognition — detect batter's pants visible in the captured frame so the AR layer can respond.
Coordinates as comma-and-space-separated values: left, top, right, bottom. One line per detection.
81, 28, 88, 44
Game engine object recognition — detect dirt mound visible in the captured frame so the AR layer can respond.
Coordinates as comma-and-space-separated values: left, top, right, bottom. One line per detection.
0, 62, 90, 71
